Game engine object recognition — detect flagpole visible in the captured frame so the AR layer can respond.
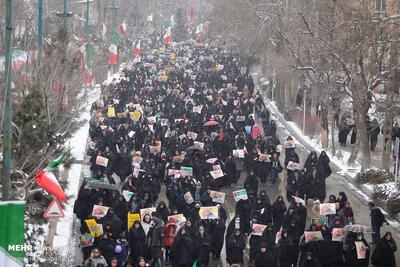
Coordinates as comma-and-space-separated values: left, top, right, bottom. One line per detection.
112, 0, 116, 73
2, 0, 13, 201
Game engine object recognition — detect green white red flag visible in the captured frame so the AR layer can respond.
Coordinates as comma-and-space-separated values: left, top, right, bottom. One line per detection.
108, 32, 118, 65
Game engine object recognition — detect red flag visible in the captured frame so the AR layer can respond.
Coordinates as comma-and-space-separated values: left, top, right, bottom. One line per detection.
133, 40, 141, 55
163, 27, 171, 44
120, 22, 127, 35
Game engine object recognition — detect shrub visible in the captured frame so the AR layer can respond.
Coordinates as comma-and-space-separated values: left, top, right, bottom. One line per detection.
372, 183, 400, 214
355, 169, 394, 185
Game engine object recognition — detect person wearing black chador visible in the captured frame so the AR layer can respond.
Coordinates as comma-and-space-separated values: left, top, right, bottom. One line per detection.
226, 229, 246, 265
254, 242, 275, 267
272, 195, 286, 232
372, 232, 397, 267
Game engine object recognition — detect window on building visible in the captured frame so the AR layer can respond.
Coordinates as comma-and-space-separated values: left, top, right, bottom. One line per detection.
375, 0, 386, 12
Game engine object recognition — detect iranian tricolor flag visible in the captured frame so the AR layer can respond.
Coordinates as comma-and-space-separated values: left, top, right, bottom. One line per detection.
101, 23, 109, 39
163, 27, 171, 44
83, 43, 94, 84
35, 149, 71, 202
108, 32, 118, 65
196, 24, 203, 37
133, 40, 141, 55
120, 22, 127, 35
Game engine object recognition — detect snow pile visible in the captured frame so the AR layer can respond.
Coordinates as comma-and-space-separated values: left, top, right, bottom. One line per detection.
355, 168, 394, 185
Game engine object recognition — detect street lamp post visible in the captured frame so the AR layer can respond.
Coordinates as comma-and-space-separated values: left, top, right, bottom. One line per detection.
2, 0, 13, 201
303, 89, 307, 133
38, 0, 43, 66
63, 0, 67, 26
86, 0, 89, 38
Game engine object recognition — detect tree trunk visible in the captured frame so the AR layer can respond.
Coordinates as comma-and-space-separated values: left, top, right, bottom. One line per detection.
321, 106, 329, 149
330, 113, 336, 156
358, 112, 371, 170
381, 114, 393, 171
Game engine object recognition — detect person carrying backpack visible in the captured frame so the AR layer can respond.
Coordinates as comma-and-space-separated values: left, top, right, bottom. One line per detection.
368, 201, 389, 244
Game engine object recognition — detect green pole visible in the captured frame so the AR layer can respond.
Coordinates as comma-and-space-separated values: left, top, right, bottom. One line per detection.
38, 0, 43, 66
200, 0, 202, 23
2, 0, 13, 201
112, 0, 115, 33
86, 0, 89, 38
63, 0, 67, 26
135, 0, 138, 28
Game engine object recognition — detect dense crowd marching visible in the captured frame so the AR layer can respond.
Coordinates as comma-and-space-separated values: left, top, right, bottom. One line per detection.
73, 38, 397, 267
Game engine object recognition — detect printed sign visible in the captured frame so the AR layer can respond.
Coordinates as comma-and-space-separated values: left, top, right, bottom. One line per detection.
199, 206, 219, 219
276, 145, 282, 153
84, 177, 99, 184
184, 192, 194, 204
236, 116, 245, 122
320, 203, 336, 215
259, 154, 271, 162
206, 158, 218, 164
210, 191, 225, 203
96, 156, 109, 167
168, 214, 186, 225
210, 169, 224, 179
127, 213, 141, 231
304, 231, 324, 243
332, 228, 344, 242
194, 141, 204, 149
140, 207, 156, 220
193, 106, 202, 114
233, 149, 245, 159
85, 219, 101, 237
311, 217, 328, 227
92, 205, 109, 217
123, 190, 134, 202
173, 155, 185, 163
79, 233, 95, 247
147, 116, 157, 124
284, 140, 295, 148
107, 106, 116, 118
180, 167, 193, 176
355, 241, 367, 259
187, 131, 198, 140
168, 169, 181, 176
213, 165, 221, 170
252, 223, 267, 236
287, 161, 300, 170
233, 189, 248, 201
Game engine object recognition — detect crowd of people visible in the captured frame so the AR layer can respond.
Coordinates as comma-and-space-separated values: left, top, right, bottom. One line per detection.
73, 38, 397, 267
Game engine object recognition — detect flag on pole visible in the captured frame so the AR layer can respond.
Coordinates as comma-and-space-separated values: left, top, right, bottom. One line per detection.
243, 145, 248, 155
83, 43, 94, 84
133, 40, 141, 55
120, 22, 127, 35
196, 24, 203, 37
35, 149, 72, 202
108, 32, 118, 65
190, 7, 195, 27
163, 27, 171, 44
101, 23, 109, 39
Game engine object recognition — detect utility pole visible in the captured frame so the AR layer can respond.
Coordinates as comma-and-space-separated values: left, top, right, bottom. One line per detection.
2, 0, 13, 201
112, 0, 116, 73
38, 0, 43, 66
303, 89, 307, 133
63, 0, 67, 26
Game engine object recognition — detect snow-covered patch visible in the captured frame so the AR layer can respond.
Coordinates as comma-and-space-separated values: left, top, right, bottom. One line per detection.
373, 182, 400, 214
51, 85, 100, 256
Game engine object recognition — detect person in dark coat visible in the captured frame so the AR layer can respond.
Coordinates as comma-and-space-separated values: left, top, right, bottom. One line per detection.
128, 220, 147, 263
244, 170, 259, 195
254, 242, 275, 267
226, 229, 246, 265
97, 232, 116, 266
74, 182, 93, 222
261, 224, 276, 251
301, 251, 322, 267
194, 226, 210, 267
209, 215, 226, 259
318, 150, 332, 177
277, 230, 296, 267
147, 215, 165, 267
169, 226, 194, 267
156, 201, 169, 223
371, 232, 397, 267
272, 195, 286, 232
269, 152, 283, 185
368, 201, 389, 244
344, 232, 370, 267
369, 119, 380, 151
338, 118, 350, 146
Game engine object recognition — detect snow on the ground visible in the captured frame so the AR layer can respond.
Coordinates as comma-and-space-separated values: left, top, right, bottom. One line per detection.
52, 85, 100, 255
